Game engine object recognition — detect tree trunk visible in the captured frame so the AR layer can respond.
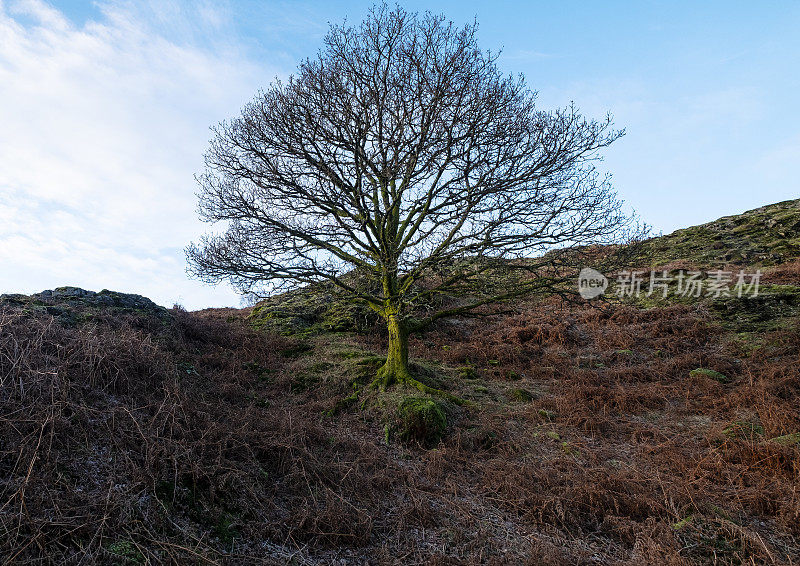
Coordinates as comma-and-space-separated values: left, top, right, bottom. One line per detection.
370, 311, 465, 404
374, 314, 411, 388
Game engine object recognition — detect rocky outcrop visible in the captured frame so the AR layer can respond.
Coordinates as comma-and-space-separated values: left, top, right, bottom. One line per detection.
0, 287, 168, 321
37, 287, 163, 310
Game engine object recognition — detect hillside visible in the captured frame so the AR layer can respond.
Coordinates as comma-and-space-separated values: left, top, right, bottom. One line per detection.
1, 201, 799, 565
633, 198, 800, 268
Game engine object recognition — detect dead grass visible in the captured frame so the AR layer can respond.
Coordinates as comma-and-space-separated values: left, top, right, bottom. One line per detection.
763, 259, 800, 285
1, 295, 799, 564
385, 299, 800, 563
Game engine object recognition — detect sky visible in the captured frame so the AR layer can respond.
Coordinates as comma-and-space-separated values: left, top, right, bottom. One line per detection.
1, 0, 798, 309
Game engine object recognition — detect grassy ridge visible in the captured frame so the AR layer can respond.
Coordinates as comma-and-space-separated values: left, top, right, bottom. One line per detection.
632, 198, 800, 267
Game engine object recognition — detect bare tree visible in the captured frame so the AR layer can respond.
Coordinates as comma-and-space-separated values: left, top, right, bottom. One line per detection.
187, 5, 634, 393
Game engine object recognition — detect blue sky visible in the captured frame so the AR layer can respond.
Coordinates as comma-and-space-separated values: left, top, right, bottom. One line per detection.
1, 1, 798, 309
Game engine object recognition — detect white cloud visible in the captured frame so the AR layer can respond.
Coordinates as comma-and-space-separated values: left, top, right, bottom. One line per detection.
0, 0, 281, 309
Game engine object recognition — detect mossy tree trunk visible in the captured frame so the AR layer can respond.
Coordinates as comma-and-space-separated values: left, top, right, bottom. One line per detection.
374, 313, 411, 388
371, 311, 464, 404
373, 250, 411, 388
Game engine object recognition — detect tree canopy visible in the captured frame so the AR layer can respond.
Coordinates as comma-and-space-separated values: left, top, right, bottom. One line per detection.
187, 5, 635, 392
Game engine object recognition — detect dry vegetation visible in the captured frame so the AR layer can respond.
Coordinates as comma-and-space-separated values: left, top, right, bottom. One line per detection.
1, 283, 798, 565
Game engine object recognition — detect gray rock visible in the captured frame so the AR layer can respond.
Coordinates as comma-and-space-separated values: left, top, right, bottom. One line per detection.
52, 286, 96, 299
26, 287, 166, 313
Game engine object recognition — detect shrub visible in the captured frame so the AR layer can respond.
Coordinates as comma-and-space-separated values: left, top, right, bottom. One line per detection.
394, 396, 447, 446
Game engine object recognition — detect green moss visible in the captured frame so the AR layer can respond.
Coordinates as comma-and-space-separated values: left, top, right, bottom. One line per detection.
538, 409, 557, 421
560, 441, 578, 455
107, 540, 144, 564
334, 348, 373, 359
722, 421, 764, 439
348, 356, 386, 386
507, 388, 534, 402
769, 432, 800, 446
394, 396, 447, 446
457, 366, 477, 379
689, 368, 731, 384
248, 283, 378, 335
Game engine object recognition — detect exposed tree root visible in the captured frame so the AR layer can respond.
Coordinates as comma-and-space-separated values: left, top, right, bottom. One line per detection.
370, 365, 468, 406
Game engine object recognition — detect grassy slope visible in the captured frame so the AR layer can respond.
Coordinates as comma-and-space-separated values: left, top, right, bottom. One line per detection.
2, 201, 800, 565
632, 198, 800, 267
